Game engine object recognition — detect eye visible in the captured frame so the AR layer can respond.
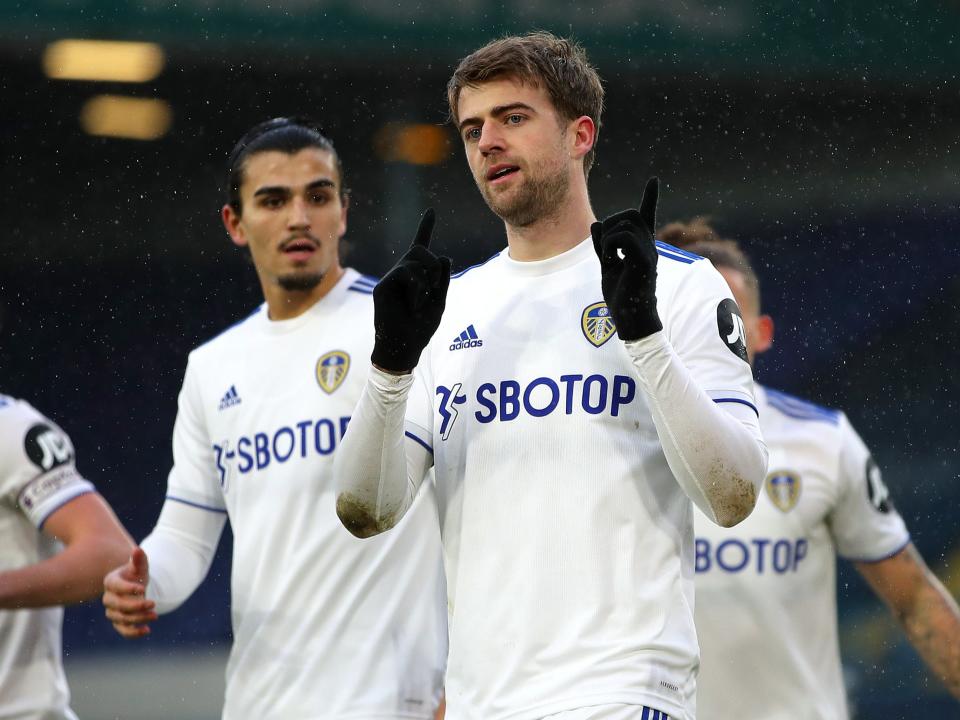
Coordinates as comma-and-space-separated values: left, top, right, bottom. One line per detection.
506, 114, 524, 125
310, 192, 330, 205
260, 195, 285, 209
464, 127, 481, 141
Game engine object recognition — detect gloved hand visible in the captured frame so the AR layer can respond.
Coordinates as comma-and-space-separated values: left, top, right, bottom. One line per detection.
371, 209, 451, 373
590, 177, 663, 342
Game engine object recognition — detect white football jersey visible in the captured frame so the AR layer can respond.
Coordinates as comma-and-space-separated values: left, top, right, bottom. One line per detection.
403, 238, 758, 720
167, 268, 447, 719
694, 385, 910, 720
0, 395, 94, 720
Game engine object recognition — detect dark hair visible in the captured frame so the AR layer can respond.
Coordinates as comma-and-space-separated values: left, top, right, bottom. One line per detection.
447, 31, 605, 178
659, 217, 762, 308
226, 117, 347, 215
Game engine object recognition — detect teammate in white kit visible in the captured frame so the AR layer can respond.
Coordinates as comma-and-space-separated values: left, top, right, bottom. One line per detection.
658, 218, 960, 719
334, 34, 768, 720
0, 395, 133, 720
101, 118, 447, 720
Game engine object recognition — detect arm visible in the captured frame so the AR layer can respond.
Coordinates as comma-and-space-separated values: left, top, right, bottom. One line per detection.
335, 210, 449, 537
856, 544, 960, 699
592, 179, 766, 526
0, 491, 133, 608
102, 498, 226, 637
335, 368, 432, 537
624, 332, 766, 527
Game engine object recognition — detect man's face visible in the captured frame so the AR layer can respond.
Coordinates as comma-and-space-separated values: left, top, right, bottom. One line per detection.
456, 77, 573, 227
223, 147, 346, 293
716, 266, 773, 365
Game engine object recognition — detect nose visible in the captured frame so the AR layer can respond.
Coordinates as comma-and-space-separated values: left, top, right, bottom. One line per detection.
477, 122, 504, 156
287, 195, 311, 230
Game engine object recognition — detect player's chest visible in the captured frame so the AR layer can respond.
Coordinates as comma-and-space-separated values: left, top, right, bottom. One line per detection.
430, 282, 652, 438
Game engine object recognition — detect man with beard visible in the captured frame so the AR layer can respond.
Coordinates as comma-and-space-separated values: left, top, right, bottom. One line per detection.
334, 34, 768, 720
101, 118, 447, 720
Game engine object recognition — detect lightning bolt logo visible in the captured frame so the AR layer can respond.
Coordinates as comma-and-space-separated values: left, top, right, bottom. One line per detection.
436, 383, 467, 441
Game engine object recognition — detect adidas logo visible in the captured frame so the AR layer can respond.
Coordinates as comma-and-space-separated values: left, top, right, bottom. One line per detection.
449, 324, 483, 351
218, 385, 242, 411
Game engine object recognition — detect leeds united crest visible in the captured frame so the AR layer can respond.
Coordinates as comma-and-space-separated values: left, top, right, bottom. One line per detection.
766, 471, 801, 512
316, 351, 350, 394
581, 301, 616, 347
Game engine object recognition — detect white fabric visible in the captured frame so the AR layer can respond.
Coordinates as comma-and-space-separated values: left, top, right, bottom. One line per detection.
337, 238, 765, 720
694, 385, 910, 720
149, 268, 447, 720
0, 395, 91, 720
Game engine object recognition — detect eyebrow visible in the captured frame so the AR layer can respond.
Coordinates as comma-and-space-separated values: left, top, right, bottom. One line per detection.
458, 102, 537, 132
252, 178, 336, 197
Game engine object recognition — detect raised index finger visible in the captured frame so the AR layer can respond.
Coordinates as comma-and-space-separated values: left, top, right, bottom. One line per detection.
411, 208, 436, 250
639, 177, 660, 234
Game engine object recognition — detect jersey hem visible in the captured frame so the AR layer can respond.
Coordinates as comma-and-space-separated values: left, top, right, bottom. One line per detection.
464, 690, 687, 720
840, 534, 911, 564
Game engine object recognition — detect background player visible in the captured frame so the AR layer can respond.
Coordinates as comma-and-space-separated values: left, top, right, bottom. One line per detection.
334, 33, 767, 720
659, 217, 960, 719
101, 118, 447, 719
1, 394, 133, 719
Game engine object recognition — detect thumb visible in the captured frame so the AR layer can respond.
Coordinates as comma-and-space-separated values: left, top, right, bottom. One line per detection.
128, 547, 149, 584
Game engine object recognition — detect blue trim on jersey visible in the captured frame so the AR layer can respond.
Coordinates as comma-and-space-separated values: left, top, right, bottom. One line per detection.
841, 535, 911, 564
167, 495, 228, 514
452, 251, 501, 279
404, 430, 434, 454
656, 248, 695, 264
347, 287, 374, 295
765, 387, 840, 425
640, 707, 669, 720
656, 239, 702, 261
355, 273, 380, 285
714, 397, 759, 417
196, 306, 263, 349
37, 488, 96, 530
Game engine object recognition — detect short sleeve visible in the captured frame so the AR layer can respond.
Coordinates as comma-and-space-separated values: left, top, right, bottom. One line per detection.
661, 258, 758, 413
165, 358, 226, 511
0, 400, 94, 528
828, 414, 910, 561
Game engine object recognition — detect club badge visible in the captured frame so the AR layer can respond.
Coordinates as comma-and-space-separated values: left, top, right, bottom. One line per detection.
582, 301, 616, 347
766, 470, 801, 512
316, 350, 350, 394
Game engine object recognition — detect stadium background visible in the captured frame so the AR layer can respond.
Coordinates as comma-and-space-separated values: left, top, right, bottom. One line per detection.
1, 1, 958, 717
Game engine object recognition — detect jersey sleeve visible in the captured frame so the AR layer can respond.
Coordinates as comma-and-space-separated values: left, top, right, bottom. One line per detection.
404, 344, 436, 450
660, 258, 758, 413
164, 357, 226, 512
0, 400, 95, 529
828, 414, 910, 561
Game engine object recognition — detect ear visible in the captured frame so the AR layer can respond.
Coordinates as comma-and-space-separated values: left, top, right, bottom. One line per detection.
222, 204, 247, 248
754, 314, 775, 355
569, 115, 596, 162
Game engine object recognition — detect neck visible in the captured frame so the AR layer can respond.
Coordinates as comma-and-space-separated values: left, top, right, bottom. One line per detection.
504, 176, 596, 262
262, 265, 345, 321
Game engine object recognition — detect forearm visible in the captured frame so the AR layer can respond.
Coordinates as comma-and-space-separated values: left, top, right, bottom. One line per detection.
895, 561, 960, 697
335, 366, 425, 538
0, 534, 133, 609
141, 499, 226, 614
625, 332, 767, 526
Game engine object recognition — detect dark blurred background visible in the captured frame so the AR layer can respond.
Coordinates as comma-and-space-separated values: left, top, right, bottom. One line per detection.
1, 1, 958, 717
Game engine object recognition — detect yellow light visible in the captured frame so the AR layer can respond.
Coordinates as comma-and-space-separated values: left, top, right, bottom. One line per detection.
375, 123, 450, 165
80, 96, 172, 141
44, 40, 165, 83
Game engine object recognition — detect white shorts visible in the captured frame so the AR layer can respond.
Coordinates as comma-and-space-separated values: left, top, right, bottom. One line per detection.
542, 704, 671, 720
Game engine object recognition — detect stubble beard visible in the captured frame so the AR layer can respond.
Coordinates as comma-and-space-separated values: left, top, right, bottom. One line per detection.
277, 270, 324, 292
478, 159, 570, 228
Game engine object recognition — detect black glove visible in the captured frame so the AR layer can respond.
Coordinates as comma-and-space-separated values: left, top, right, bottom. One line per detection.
590, 177, 663, 342
371, 209, 451, 373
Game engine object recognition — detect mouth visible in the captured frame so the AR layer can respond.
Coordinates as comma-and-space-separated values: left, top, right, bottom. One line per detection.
486, 164, 520, 184
280, 237, 319, 263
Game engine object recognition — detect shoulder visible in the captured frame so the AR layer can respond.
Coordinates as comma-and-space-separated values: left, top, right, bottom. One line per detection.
0, 395, 47, 439
192, 305, 265, 358
654, 241, 717, 294
0, 397, 74, 478
450, 251, 503, 287
344, 269, 379, 298
761, 386, 842, 427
